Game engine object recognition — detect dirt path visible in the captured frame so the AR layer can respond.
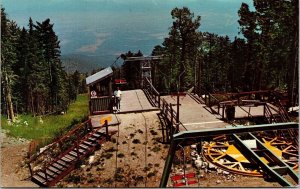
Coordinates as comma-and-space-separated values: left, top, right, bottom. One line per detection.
57, 111, 169, 187
1, 111, 282, 188
55, 111, 280, 187
1, 131, 38, 187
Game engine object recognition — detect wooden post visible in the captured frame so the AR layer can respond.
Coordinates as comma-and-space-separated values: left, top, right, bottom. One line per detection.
166, 122, 170, 143
222, 105, 225, 119
263, 104, 266, 118
44, 168, 48, 182
58, 141, 63, 152
176, 94, 180, 129
161, 120, 165, 143
170, 103, 173, 128
170, 104, 174, 141
109, 77, 113, 112
75, 134, 80, 158
88, 86, 91, 115
28, 163, 33, 178
170, 122, 173, 141
158, 95, 161, 108
105, 120, 109, 141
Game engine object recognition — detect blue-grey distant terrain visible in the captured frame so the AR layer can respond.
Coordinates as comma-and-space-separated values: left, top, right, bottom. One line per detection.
2, 0, 254, 71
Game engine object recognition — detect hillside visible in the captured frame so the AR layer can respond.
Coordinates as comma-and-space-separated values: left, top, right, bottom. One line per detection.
61, 54, 104, 74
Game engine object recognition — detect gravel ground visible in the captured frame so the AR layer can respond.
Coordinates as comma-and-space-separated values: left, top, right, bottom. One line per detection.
1, 129, 38, 187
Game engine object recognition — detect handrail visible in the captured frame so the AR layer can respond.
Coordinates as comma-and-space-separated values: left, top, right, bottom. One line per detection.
211, 90, 271, 96
238, 104, 256, 120
28, 119, 91, 164
145, 77, 159, 95
144, 77, 161, 108
196, 88, 220, 107
264, 103, 276, 123
161, 98, 186, 133
32, 121, 108, 180
90, 96, 111, 99
277, 100, 291, 122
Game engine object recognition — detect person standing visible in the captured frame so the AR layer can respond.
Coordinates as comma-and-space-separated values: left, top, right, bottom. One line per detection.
114, 87, 122, 112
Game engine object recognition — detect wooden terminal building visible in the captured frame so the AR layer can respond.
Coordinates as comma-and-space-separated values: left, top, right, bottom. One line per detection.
86, 67, 113, 115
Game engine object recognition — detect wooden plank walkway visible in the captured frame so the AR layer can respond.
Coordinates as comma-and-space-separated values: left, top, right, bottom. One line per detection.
211, 103, 279, 119
90, 114, 120, 128
118, 89, 159, 113
89, 89, 159, 128
161, 95, 227, 131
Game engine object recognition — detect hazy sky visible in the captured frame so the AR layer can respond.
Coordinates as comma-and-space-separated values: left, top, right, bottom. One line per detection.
2, 0, 254, 66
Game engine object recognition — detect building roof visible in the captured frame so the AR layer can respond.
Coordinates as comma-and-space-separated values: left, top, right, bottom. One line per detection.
124, 55, 162, 62
86, 67, 113, 86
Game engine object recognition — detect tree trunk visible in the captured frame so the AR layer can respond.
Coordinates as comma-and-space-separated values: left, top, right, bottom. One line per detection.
4, 72, 15, 122
179, 39, 186, 91
288, 0, 299, 107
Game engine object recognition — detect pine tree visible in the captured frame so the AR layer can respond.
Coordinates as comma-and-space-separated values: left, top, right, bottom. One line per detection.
169, 7, 201, 91
1, 8, 19, 121
35, 18, 65, 112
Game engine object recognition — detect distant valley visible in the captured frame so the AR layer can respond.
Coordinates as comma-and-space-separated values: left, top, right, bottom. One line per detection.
61, 54, 113, 74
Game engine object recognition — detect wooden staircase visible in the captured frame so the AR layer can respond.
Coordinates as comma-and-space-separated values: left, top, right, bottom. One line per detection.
28, 119, 114, 187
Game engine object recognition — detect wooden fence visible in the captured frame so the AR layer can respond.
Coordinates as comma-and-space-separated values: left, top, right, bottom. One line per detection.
89, 96, 112, 115
143, 77, 161, 108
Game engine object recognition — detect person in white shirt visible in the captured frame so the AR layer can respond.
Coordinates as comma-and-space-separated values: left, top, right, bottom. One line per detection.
114, 87, 122, 112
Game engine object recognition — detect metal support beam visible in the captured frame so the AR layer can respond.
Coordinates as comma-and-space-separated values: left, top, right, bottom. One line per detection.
159, 122, 298, 188
173, 122, 298, 141
160, 139, 178, 187
231, 133, 294, 187
249, 133, 299, 185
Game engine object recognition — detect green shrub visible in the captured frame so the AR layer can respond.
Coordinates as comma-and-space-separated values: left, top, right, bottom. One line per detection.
150, 130, 158, 135
132, 139, 141, 144
131, 152, 137, 156
143, 166, 150, 172
104, 178, 113, 184
66, 174, 82, 184
111, 138, 117, 143
117, 153, 125, 158
130, 133, 135, 138
87, 178, 95, 183
105, 147, 117, 153
114, 173, 124, 182
101, 153, 113, 159
137, 129, 143, 134
147, 172, 156, 178
151, 146, 161, 152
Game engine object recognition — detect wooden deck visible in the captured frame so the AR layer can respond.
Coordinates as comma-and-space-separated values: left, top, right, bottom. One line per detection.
161, 95, 227, 131
211, 103, 279, 119
89, 90, 280, 131
89, 89, 159, 127
118, 89, 159, 113
90, 114, 120, 128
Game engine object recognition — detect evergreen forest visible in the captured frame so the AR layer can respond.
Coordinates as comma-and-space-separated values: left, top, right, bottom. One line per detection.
1, 8, 87, 122
149, 1, 298, 108
1, 0, 299, 122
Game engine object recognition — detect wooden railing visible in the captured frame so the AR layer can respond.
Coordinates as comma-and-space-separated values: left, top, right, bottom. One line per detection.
90, 96, 112, 114
40, 121, 108, 186
160, 98, 186, 142
193, 86, 220, 107
27, 119, 92, 177
263, 103, 277, 123
143, 77, 161, 108
276, 100, 291, 122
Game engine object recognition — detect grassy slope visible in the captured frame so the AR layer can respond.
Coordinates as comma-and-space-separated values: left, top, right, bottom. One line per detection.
1, 94, 88, 141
